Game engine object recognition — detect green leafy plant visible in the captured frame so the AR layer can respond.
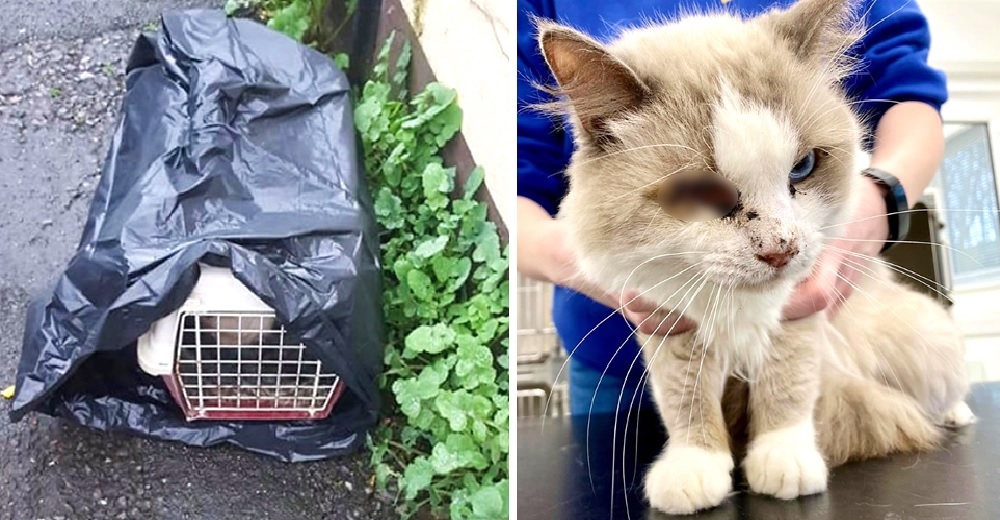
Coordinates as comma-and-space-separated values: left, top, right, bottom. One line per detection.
225, 0, 354, 68
357, 36, 509, 519
225, 3, 509, 519
225, 0, 324, 41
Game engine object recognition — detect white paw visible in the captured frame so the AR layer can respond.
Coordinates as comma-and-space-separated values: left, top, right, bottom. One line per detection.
942, 401, 976, 428
644, 444, 734, 515
744, 421, 827, 500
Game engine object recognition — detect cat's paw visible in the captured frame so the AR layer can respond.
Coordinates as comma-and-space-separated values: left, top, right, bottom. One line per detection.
744, 421, 827, 500
644, 445, 734, 515
942, 401, 976, 428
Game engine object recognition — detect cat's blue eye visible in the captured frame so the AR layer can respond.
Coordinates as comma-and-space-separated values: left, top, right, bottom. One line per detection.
789, 149, 817, 183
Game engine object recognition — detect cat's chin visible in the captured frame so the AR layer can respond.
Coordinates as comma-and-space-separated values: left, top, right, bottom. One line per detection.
724, 271, 798, 292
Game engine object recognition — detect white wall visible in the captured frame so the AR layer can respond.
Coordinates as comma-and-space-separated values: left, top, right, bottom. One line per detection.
922, 0, 1000, 381
399, 0, 515, 224
923, 0, 1000, 100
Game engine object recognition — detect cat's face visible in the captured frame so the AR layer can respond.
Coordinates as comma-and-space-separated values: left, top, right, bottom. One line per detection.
539, 0, 864, 291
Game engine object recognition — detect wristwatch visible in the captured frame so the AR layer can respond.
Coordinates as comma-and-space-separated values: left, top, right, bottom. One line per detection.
861, 167, 909, 253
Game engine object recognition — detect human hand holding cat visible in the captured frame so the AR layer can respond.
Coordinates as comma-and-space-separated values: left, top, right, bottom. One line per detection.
545, 219, 697, 336
517, 197, 696, 336
782, 177, 890, 320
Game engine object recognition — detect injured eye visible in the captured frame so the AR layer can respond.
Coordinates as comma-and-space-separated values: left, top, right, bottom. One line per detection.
656, 170, 740, 222
789, 149, 818, 184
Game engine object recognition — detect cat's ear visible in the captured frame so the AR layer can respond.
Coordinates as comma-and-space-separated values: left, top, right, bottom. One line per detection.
764, 0, 857, 60
536, 21, 648, 141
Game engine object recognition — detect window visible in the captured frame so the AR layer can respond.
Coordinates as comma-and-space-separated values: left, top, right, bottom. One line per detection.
932, 123, 1000, 284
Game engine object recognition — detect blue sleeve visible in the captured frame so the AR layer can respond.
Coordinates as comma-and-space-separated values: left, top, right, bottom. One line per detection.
517, 0, 571, 217
844, 0, 948, 136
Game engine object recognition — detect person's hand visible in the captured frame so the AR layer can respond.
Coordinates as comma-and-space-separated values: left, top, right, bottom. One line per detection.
529, 216, 695, 336
783, 178, 890, 320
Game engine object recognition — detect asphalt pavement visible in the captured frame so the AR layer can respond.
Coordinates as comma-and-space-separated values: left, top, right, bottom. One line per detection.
0, 2, 392, 518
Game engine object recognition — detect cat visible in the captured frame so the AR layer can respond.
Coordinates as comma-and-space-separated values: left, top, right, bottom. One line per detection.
533, 0, 973, 514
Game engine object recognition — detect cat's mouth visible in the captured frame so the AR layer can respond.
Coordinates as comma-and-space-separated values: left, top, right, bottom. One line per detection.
711, 259, 813, 292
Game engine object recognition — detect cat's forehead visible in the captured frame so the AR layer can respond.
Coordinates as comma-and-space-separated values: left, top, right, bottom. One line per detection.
591, 14, 853, 170
609, 14, 816, 116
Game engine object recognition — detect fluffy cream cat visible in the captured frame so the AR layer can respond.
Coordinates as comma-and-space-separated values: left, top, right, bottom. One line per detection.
534, 0, 973, 514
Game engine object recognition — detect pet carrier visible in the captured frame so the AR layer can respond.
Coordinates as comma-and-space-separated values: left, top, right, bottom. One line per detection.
137, 265, 344, 421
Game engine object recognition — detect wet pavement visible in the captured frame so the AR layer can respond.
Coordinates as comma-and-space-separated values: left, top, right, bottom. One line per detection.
0, 2, 391, 519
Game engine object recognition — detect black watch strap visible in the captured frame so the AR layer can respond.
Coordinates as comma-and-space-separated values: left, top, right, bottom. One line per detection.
861, 168, 909, 253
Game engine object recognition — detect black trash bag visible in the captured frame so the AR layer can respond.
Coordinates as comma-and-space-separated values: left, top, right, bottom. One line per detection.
9, 9, 385, 462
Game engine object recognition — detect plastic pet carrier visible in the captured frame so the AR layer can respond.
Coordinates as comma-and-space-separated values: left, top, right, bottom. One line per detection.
137, 266, 344, 421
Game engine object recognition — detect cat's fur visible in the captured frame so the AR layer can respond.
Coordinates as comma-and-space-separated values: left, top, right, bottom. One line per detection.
534, 0, 973, 514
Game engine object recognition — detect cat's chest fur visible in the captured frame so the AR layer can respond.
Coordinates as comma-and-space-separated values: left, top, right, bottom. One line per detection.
675, 283, 788, 374
606, 265, 795, 375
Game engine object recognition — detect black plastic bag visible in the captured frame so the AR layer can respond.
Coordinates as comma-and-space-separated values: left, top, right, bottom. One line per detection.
9, 9, 384, 462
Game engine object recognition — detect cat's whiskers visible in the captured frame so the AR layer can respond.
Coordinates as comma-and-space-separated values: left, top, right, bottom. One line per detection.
617, 274, 710, 511
605, 272, 709, 516
801, 98, 901, 137
813, 147, 849, 169
616, 254, 707, 316
690, 281, 729, 446
585, 270, 706, 485
615, 158, 707, 201
838, 255, 958, 368
540, 254, 705, 422
573, 143, 703, 169
857, 1, 915, 44
828, 245, 953, 304
820, 207, 1000, 232
834, 268, 954, 386
827, 236, 984, 268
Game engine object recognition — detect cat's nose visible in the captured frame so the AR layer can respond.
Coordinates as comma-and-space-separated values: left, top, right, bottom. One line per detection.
756, 241, 799, 269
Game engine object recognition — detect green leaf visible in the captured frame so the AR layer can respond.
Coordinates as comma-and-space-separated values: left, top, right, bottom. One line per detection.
406, 269, 433, 300
403, 323, 455, 358
479, 318, 499, 341
414, 235, 449, 258
401, 425, 421, 447
374, 462, 393, 489
373, 188, 404, 229
224, 0, 243, 15
267, 0, 311, 41
436, 390, 471, 431
471, 420, 488, 442
393, 41, 413, 92
429, 433, 489, 475
354, 100, 380, 135
469, 485, 505, 518
422, 162, 454, 196
454, 337, 495, 390
464, 166, 485, 199
473, 226, 502, 266
428, 442, 463, 475
391, 366, 443, 418
402, 457, 434, 501
333, 52, 350, 71
430, 255, 472, 290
